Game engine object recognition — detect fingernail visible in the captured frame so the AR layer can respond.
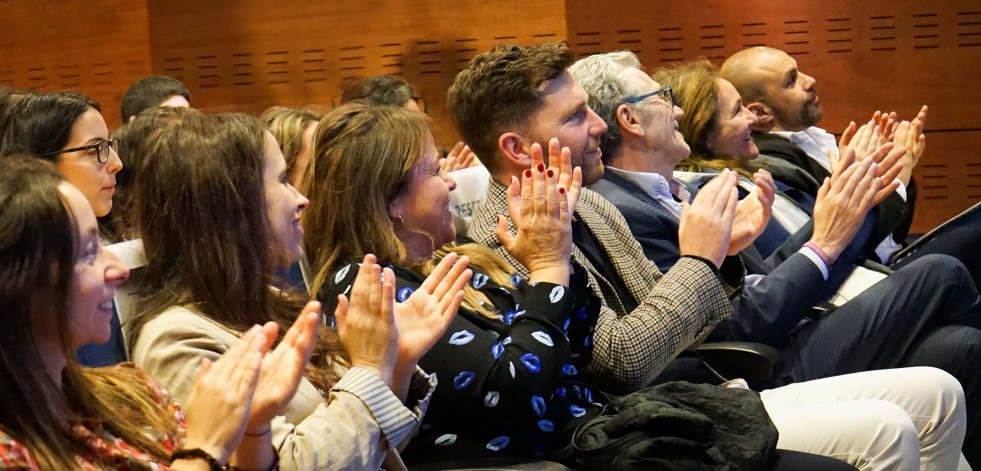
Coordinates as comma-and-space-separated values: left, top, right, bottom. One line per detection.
558, 186, 566, 194
524, 169, 532, 178
537, 163, 545, 172
546, 169, 555, 178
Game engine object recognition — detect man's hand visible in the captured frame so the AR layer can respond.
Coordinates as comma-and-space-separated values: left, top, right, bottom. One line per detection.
727, 169, 775, 255
810, 156, 883, 262
892, 105, 927, 185
439, 141, 479, 172
678, 169, 739, 268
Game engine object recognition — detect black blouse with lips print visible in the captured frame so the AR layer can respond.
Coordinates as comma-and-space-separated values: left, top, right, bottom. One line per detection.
318, 259, 603, 463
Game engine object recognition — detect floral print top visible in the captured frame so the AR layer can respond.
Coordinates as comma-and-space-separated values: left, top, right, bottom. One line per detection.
0, 363, 185, 470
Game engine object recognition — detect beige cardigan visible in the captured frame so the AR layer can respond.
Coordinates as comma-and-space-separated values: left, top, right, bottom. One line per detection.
131, 306, 432, 471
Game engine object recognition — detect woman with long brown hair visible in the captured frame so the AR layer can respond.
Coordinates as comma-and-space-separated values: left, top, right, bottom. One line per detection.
0, 155, 316, 470
125, 107, 465, 470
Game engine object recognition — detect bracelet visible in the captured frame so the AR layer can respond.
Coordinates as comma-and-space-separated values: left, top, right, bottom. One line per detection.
170, 448, 223, 471
804, 241, 833, 266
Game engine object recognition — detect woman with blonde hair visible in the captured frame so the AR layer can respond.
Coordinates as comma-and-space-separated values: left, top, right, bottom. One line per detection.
260, 106, 322, 186
126, 107, 467, 470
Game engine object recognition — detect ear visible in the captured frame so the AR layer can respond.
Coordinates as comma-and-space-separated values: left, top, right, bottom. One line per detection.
616, 104, 644, 138
498, 132, 533, 168
746, 101, 773, 126
387, 194, 403, 224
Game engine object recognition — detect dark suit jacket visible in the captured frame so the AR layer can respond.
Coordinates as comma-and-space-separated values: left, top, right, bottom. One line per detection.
752, 131, 916, 246
590, 170, 873, 347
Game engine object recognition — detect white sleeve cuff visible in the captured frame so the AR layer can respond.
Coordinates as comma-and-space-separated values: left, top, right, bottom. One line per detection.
798, 246, 830, 280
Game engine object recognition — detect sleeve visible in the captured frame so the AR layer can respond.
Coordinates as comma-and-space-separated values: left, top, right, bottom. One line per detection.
130, 308, 422, 471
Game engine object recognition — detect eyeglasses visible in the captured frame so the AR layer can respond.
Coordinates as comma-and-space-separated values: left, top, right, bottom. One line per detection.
43, 138, 119, 164
624, 87, 675, 108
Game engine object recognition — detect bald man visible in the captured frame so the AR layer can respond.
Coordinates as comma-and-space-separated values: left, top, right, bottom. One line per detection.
721, 47, 922, 264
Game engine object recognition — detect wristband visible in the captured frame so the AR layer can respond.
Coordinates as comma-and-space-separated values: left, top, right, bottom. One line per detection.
171, 448, 223, 471
804, 241, 833, 266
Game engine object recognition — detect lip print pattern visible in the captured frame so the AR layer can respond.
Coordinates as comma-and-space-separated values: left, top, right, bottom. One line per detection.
435, 434, 457, 447
449, 330, 475, 345
549, 286, 565, 303
333, 265, 350, 284
563, 364, 578, 376
531, 395, 546, 417
472, 272, 489, 289
531, 331, 554, 346
520, 353, 541, 372
484, 391, 500, 407
555, 386, 566, 397
397, 287, 414, 302
492, 342, 504, 359
503, 311, 516, 325
570, 404, 587, 417
510, 274, 522, 286
577, 307, 588, 319
537, 419, 554, 432
509, 361, 516, 378
486, 436, 509, 451
453, 371, 475, 390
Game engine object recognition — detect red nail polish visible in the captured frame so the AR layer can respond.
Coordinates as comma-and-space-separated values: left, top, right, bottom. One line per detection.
558, 186, 566, 194
537, 163, 545, 172
546, 169, 555, 178
524, 169, 532, 178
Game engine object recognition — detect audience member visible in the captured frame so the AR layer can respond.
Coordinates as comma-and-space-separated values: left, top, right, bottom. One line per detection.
120, 75, 190, 123
1, 92, 122, 219
577, 53, 981, 466
261, 106, 322, 186
125, 108, 465, 470
0, 155, 314, 470
340, 75, 421, 110
0, 87, 36, 137
305, 102, 867, 470
452, 41, 967, 470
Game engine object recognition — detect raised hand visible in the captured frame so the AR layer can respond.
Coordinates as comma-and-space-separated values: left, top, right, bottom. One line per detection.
182, 326, 265, 465
544, 138, 583, 214
439, 141, 479, 172
334, 254, 398, 385
728, 169, 775, 255
394, 252, 470, 367
245, 302, 321, 433
497, 141, 575, 285
892, 105, 927, 185
678, 169, 739, 268
810, 155, 883, 262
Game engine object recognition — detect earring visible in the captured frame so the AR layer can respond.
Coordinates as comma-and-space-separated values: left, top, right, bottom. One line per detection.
393, 215, 404, 229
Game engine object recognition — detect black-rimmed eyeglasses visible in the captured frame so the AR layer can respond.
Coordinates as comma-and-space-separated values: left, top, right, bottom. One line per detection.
624, 87, 675, 108
43, 138, 119, 164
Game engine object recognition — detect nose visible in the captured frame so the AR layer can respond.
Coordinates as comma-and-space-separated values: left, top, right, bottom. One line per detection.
107, 147, 123, 174
801, 72, 816, 91
443, 172, 457, 192
674, 105, 685, 119
742, 106, 758, 125
291, 183, 310, 211
587, 107, 607, 136
105, 248, 130, 285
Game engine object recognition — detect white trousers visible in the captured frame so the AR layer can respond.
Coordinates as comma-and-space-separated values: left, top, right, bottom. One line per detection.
760, 367, 966, 471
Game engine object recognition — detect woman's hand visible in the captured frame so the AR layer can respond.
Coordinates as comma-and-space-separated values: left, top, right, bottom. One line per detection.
727, 169, 775, 255
439, 141, 479, 172
244, 302, 321, 433
496, 141, 575, 286
389, 253, 470, 400
678, 169, 739, 268
182, 326, 265, 464
334, 254, 398, 385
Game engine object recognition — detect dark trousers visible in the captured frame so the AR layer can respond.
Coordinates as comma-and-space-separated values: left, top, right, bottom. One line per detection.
782, 253, 981, 467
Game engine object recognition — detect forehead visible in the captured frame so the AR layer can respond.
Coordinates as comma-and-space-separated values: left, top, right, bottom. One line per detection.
70, 108, 108, 141
537, 70, 586, 115
758, 51, 798, 80
716, 78, 741, 105
261, 131, 287, 173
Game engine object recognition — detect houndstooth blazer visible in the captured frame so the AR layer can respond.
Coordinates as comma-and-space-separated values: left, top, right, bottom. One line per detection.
469, 179, 737, 394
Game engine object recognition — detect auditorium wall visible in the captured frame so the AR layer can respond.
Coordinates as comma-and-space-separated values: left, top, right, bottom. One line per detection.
1, 0, 976, 233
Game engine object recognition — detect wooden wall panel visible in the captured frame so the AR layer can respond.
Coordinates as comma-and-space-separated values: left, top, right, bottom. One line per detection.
565, 0, 981, 233
145, 0, 567, 145
0, 0, 152, 130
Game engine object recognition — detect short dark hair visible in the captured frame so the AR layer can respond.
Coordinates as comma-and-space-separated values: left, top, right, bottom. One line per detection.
120, 75, 190, 122
339, 75, 416, 108
446, 42, 574, 173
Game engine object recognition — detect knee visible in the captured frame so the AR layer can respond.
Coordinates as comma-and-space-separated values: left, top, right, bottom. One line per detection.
856, 401, 921, 466
904, 253, 973, 289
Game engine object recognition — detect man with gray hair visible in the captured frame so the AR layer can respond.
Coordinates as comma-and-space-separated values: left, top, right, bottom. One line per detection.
572, 50, 981, 468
